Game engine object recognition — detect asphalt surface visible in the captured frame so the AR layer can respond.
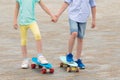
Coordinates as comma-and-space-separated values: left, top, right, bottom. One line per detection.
0, 0, 120, 80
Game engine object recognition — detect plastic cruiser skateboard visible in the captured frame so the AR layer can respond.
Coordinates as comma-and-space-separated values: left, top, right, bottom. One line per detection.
59, 56, 80, 72
31, 57, 54, 74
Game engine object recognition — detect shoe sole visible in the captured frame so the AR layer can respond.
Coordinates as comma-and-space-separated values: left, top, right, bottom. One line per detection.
21, 66, 29, 69
80, 67, 85, 69
21, 68, 29, 69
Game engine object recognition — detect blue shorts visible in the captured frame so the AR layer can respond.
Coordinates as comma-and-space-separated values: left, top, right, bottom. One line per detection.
69, 19, 86, 39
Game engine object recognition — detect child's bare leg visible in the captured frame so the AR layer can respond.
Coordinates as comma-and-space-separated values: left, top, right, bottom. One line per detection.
66, 32, 77, 62
36, 39, 48, 64
76, 38, 83, 59
21, 44, 29, 69
36, 40, 42, 53
21, 45, 29, 69
75, 38, 85, 69
68, 32, 78, 53
21, 46, 27, 58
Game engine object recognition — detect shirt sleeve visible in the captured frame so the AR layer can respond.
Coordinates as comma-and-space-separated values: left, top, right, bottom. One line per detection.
64, 0, 72, 4
16, 0, 20, 3
35, 0, 40, 3
89, 0, 96, 7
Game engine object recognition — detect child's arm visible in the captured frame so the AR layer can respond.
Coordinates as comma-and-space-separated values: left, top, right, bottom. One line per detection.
13, 2, 19, 30
55, 2, 69, 19
38, 1, 55, 19
91, 6, 96, 28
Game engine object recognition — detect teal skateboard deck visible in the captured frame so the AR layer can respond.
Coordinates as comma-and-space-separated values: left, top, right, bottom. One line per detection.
59, 56, 79, 72
31, 57, 54, 74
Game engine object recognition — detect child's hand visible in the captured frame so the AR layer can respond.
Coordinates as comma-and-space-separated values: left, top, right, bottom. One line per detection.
13, 23, 18, 30
51, 15, 58, 23
91, 21, 96, 28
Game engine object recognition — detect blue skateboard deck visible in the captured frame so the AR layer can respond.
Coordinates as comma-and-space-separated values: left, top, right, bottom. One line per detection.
60, 56, 78, 67
31, 57, 54, 74
32, 57, 52, 69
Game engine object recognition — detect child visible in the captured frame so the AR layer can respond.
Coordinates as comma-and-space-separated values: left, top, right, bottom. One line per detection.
53, 0, 96, 69
13, 0, 56, 69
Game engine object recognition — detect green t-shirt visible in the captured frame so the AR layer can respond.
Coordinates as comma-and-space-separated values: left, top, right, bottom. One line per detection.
16, 0, 40, 25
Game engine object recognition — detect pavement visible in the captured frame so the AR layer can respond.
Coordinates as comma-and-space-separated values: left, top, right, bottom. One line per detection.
0, 0, 120, 80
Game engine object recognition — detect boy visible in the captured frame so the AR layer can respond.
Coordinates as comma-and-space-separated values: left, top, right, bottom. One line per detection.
53, 0, 96, 69
13, 0, 56, 69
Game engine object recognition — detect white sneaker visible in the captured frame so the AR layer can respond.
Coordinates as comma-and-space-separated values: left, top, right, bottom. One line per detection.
38, 56, 48, 64
21, 59, 29, 69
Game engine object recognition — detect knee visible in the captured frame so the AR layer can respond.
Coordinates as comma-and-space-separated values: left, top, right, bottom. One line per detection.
71, 32, 78, 38
35, 34, 41, 40
21, 39, 27, 46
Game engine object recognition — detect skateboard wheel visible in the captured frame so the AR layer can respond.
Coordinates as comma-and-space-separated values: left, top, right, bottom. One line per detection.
41, 68, 46, 74
66, 67, 71, 72
60, 63, 64, 67
76, 67, 80, 72
49, 68, 54, 73
31, 64, 36, 69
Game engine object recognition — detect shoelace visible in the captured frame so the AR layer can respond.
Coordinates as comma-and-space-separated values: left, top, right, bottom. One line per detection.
39, 56, 47, 61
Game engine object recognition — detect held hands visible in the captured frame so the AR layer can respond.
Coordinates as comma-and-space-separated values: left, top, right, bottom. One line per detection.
51, 14, 59, 23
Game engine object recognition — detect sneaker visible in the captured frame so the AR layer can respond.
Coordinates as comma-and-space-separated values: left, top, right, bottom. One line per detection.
75, 59, 85, 69
66, 53, 74, 63
21, 59, 29, 69
38, 55, 48, 64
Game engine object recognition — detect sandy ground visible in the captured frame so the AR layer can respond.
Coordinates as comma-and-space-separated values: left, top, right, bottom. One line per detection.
0, 0, 120, 80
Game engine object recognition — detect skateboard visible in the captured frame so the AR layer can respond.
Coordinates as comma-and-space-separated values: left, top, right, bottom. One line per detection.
59, 56, 80, 72
31, 57, 54, 74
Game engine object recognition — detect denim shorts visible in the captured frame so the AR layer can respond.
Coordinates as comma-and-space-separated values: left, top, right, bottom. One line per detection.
69, 19, 86, 39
